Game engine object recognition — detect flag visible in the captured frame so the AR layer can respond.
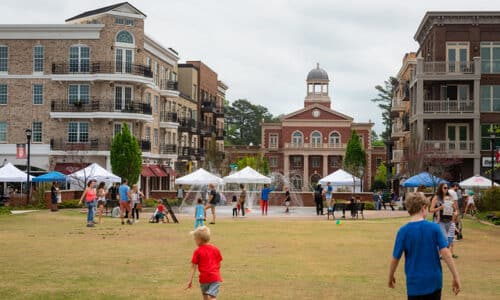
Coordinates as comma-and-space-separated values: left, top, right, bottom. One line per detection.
16, 144, 26, 159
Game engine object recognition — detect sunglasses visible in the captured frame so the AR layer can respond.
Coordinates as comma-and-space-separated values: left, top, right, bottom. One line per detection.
443, 187, 448, 189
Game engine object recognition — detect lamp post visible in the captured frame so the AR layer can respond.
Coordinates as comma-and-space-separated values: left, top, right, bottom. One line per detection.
490, 133, 496, 187
25, 129, 32, 205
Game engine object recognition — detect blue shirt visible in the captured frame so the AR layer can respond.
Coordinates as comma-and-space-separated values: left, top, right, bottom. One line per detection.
195, 204, 204, 220
261, 187, 274, 201
325, 186, 333, 198
118, 184, 130, 202
392, 220, 448, 297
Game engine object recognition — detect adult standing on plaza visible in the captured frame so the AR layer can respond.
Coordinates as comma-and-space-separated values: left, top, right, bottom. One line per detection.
177, 185, 185, 204
373, 190, 380, 210
239, 184, 246, 217
205, 184, 218, 224
430, 183, 458, 239
96, 181, 107, 224
131, 184, 144, 223
314, 183, 324, 215
448, 183, 461, 213
324, 182, 333, 209
260, 184, 274, 216
201, 184, 208, 205
79, 180, 97, 227
119, 179, 133, 225
50, 181, 59, 212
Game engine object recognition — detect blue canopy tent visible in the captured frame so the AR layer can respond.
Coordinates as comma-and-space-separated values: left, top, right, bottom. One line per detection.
401, 172, 449, 188
32, 171, 67, 183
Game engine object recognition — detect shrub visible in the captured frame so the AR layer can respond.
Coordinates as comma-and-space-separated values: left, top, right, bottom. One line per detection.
478, 187, 500, 211
371, 180, 386, 191
144, 198, 158, 208
364, 202, 375, 210
58, 199, 81, 209
0, 206, 11, 215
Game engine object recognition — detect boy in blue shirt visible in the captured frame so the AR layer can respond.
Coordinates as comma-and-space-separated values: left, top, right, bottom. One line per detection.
260, 184, 274, 216
194, 198, 205, 229
388, 192, 461, 299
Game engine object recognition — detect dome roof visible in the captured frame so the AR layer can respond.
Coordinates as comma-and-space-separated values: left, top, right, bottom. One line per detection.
307, 63, 329, 81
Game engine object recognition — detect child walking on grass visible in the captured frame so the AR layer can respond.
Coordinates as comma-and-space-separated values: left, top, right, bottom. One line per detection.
194, 198, 205, 229
232, 195, 238, 218
388, 192, 461, 300
448, 213, 459, 259
186, 226, 223, 300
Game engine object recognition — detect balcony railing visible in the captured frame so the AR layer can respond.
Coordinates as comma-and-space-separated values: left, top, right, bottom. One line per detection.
178, 146, 195, 159
160, 111, 178, 123
423, 100, 474, 114
160, 144, 177, 155
50, 137, 110, 151
392, 149, 404, 163
159, 79, 178, 91
423, 61, 475, 74
140, 140, 151, 152
284, 143, 346, 149
215, 106, 224, 117
51, 100, 152, 115
423, 140, 475, 154
199, 123, 215, 136
51, 61, 153, 78
391, 99, 406, 112
201, 101, 217, 113
216, 128, 225, 140
178, 119, 197, 133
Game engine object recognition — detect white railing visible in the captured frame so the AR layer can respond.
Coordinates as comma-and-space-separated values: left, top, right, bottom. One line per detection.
392, 149, 404, 162
423, 140, 475, 154
423, 61, 475, 74
423, 100, 474, 113
284, 143, 346, 149
392, 99, 406, 111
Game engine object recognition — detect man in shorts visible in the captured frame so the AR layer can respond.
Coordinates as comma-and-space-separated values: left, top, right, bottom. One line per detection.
119, 179, 133, 225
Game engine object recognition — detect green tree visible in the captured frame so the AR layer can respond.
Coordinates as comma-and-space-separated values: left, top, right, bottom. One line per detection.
374, 161, 394, 183
236, 154, 269, 175
344, 130, 367, 191
110, 123, 142, 184
225, 99, 274, 145
371, 76, 397, 140
204, 137, 224, 174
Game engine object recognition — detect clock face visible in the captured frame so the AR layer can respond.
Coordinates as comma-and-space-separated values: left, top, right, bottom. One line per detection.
312, 109, 320, 118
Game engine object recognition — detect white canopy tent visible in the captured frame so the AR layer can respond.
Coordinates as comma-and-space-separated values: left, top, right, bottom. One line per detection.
459, 175, 499, 189
67, 163, 121, 189
223, 166, 271, 184
175, 168, 224, 185
318, 169, 361, 192
0, 163, 34, 182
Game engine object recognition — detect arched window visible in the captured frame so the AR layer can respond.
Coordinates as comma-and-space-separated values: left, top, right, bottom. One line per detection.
291, 174, 302, 190
292, 131, 303, 147
116, 31, 134, 44
311, 131, 322, 147
329, 132, 341, 147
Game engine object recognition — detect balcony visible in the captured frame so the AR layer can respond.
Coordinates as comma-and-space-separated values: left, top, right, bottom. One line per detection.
178, 119, 197, 133
391, 99, 407, 112
216, 128, 225, 140
392, 122, 409, 139
283, 143, 346, 150
50, 100, 153, 121
159, 79, 178, 91
50, 137, 110, 152
410, 58, 481, 85
178, 147, 195, 160
160, 144, 177, 155
423, 100, 475, 114
140, 140, 151, 152
159, 112, 178, 128
392, 149, 404, 163
201, 101, 217, 113
423, 140, 475, 156
199, 123, 215, 136
215, 106, 224, 118
51, 61, 153, 84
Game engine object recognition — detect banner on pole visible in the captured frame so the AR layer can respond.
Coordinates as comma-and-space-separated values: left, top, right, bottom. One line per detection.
16, 144, 26, 159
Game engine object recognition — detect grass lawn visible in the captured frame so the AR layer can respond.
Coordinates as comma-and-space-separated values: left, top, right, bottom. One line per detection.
0, 211, 498, 300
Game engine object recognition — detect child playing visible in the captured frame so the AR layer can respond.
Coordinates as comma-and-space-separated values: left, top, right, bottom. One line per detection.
186, 226, 223, 300
388, 192, 461, 299
284, 186, 291, 213
194, 198, 205, 229
231, 195, 238, 218
448, 213, 459, 259
155, 200, 168, 223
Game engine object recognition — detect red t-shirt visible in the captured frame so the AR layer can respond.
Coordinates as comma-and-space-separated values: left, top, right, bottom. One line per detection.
191, 244, 223, 283
157, 204, 165, 213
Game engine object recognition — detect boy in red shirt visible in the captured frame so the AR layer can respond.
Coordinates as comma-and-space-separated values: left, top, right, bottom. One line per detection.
186, 226, 222, 299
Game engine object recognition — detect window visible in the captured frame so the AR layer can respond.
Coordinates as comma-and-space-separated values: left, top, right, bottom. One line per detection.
446, 42, 469, 73
115, 17, 134, 26
291, 174, 302, 190
329, 132, 340, 146
68, 84, 90, 104
115, 86, 132, 110
69, 46, 90, 73
268, 134, 278, 148
145, 127, 151, 141
311, 131, 322, 147
0, 122, 6, 142
68, 122, 88, 143
292, 156, 302, 167
154, 128, 159, 146
481, 42, 500, 73
32, 122, 42, 143
113, 122, 132, 136
0, 46, 7, 72
292, 131, 303, 146
0, 84, 7, 105
154, 95, 159, 112
115, 48, 133, 73
116, 31, 134, 44
311, 156, 321, 168
481, 124, 500, 150
154, 62, 159, 85
33, 45, 44, 72
32, 84, 43, 105
269, 157, 278, 167
330, 156, 341, 168
480, 85, 500, 112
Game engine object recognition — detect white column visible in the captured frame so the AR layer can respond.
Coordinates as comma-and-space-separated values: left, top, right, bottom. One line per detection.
473, 118, 481, 175
283, 154, 289, 179
323, 155, 328, 176
303, 155, 309, 191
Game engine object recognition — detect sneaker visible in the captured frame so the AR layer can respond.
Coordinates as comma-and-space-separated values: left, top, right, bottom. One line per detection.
121, 221, 125, 225
127, 220, 133, 225
86, 223, 94, 227
452, 254, 459, 259
134, 220, 139, 223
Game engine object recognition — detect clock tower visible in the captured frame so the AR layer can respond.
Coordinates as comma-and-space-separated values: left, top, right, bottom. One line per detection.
304, 63, 331, 109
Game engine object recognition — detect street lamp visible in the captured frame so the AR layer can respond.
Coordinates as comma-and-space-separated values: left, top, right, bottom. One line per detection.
490, 132, 496, 187
25, 128, 32, 205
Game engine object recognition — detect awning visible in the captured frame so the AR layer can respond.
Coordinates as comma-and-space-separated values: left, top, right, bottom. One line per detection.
141, 165, 155, 177
149, 165, 168, 177
54, 163, 90, 175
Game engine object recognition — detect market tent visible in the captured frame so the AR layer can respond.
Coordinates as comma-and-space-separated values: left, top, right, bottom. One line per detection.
318, 169, 361, 192
67, 163, 121, 189
223, 166, 271, 184
0, 163, 34, 182
402, 172, 449, 188
32, 171, 66, 183
459, 175, 499, 189
175, 168, 223, 185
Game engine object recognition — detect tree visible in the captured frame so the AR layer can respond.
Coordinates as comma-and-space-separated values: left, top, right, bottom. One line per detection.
203, 137, 224, 174
344, 130, 367, 191
236, 154, 269, 175
110, 123, 142, 184
225, 99, 274, 146
371, 76, 397, 140
370, 130, 378, 144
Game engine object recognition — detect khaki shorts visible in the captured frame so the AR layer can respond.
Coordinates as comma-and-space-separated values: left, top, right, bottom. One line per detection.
120, 201, 131, 212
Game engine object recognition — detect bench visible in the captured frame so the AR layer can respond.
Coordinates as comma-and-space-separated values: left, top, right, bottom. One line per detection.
327, 202, 365, 220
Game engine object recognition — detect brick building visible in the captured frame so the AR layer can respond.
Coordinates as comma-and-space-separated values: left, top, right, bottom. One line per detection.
261, 64, 374, 191
0, 2, 227, 196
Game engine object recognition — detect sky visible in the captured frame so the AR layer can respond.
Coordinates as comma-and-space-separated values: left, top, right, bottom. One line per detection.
1, 0, 498, 135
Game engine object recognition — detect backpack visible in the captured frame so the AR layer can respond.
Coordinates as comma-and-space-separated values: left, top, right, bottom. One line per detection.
214, 192, 221, 204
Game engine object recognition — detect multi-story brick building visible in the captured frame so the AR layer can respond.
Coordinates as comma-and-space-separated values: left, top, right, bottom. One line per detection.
261, 64, 374, 191
402, 11, 500, 182
0, 2, 227, 195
